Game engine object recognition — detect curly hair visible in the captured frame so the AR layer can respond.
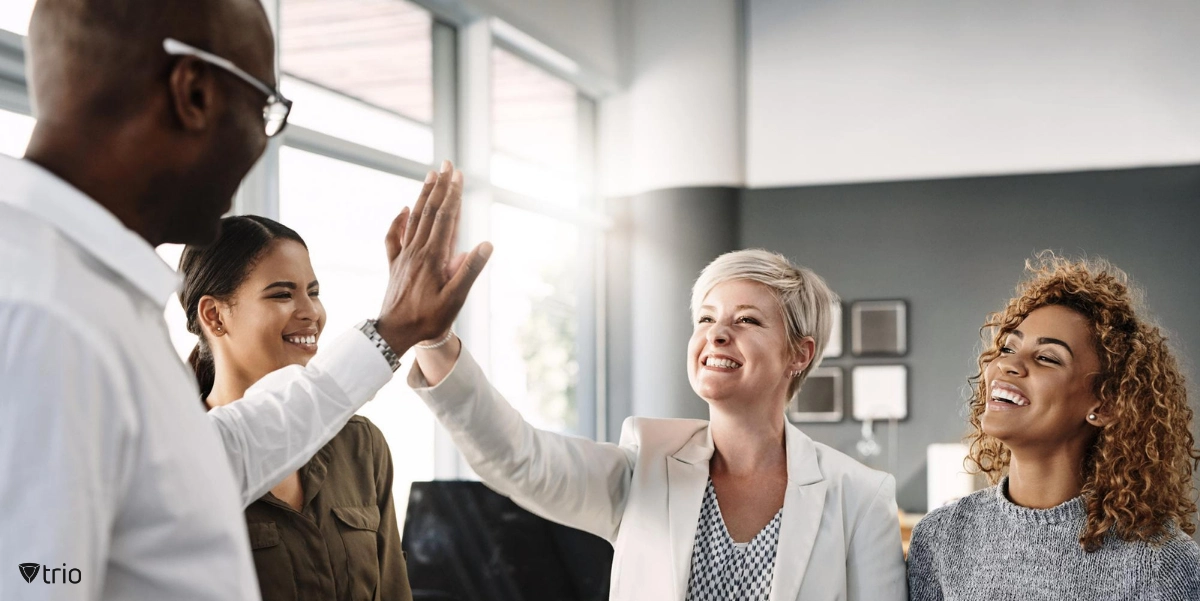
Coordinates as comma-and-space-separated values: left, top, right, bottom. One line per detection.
965, 251, 1200, 551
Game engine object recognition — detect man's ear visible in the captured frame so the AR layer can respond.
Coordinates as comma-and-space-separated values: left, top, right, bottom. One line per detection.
197, 295, 226, 337
167, 56, 217, 132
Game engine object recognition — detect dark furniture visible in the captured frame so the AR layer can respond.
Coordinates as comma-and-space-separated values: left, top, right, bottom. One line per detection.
403, 481, 614, 601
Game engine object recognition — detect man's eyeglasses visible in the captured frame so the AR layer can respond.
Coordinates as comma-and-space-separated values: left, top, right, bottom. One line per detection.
162, 38, 292, 137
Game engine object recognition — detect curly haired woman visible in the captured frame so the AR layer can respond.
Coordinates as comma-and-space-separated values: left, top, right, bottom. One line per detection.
907, 252, 1200, 601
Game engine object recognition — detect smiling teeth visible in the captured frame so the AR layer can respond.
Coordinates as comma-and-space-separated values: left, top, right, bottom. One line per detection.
285, 335, 317, 345
705, 357, 741, 369
991, 385, 1029, 406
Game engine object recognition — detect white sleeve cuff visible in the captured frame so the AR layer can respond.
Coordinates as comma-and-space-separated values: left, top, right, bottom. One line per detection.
306, 328, 395, 404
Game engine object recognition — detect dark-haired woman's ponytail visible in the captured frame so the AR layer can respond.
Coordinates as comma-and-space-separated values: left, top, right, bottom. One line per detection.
188, 340, 216, 401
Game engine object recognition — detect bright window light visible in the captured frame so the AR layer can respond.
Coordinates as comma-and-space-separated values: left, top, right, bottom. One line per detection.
281, 76, 434, 163
279, 146, 434, 518
280, 0, 433, 163
155, 244, 197, 362
490, 152, 579, 205
488, 203, 581, 434
0, 0, 34, 36
0, 109, 35, 158
491, 47, 579, 206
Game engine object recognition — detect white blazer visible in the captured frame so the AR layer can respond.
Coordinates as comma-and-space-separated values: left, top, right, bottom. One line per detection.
410, 348, 908, 601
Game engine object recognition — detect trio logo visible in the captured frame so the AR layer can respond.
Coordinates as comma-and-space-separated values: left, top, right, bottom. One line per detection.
17, 562, 81, 584
18, 563, 39, 583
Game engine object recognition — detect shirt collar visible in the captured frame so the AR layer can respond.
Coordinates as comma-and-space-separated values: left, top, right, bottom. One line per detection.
0, 154, 181, 307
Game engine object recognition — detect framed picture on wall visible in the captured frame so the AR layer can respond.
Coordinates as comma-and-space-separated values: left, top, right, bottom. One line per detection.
851, 300, 907, 356
788, 366, 843, 422
823, 301, 843, 358
851, 364, 908, 421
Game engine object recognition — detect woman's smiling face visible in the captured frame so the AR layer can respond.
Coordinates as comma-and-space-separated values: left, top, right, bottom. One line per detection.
982, 304, 1103, 449
687, 279, 802, 408
216, 239, 325, 379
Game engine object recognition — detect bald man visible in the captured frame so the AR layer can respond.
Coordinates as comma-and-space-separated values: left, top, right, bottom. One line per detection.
0, 1, 490, 599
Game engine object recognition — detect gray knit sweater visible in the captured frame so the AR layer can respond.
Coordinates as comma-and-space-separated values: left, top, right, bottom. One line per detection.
907, 478, 1200, 601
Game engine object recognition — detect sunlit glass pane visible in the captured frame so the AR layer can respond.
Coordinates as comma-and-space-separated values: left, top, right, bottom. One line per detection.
491, 47, 579, 206
156, 244, 198, 362
0, 0, 34, 35
279, 147, 434, 519
281, 77, 431, 161
0, 109, 35, 158
488, 203, 580, 434
490, 153, 578, 205
281, 0, 433, 161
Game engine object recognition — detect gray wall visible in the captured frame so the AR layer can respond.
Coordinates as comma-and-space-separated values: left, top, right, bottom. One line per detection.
739, 165, 1200, 512
605, 187, 740, 439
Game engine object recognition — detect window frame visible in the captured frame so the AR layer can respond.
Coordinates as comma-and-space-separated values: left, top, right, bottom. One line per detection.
265, 3, 610, 468
0, 30, 30, 115
1, 1, 614, 472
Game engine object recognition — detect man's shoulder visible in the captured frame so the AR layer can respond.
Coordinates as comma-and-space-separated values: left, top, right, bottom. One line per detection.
0, 203, 139, 322
0, 205, 139, 377
0, 203, 63, 300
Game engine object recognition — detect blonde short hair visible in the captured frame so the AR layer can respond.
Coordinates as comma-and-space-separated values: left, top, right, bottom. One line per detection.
690, 249, 838, 396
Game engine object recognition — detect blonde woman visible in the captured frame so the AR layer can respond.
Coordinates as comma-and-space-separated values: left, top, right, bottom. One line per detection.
409, 249, 905, 600
907, 252, 1200, 600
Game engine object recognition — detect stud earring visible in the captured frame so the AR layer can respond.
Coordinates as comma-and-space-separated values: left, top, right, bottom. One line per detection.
1088, 413, 1097, 421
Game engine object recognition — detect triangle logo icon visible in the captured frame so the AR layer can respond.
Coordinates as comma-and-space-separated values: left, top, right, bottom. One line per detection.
19, 563, 40, 583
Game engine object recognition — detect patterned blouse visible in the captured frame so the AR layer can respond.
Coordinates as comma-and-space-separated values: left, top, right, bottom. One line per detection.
685, 479, 783, 601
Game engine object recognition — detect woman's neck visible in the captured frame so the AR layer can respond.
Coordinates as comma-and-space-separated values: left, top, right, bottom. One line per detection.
204, 356, 265, 409
1005, 445, 1087, 509
708, 403, 787, 476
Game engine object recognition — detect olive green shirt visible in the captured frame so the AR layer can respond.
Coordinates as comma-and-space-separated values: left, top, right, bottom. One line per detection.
244, 416, 412, 601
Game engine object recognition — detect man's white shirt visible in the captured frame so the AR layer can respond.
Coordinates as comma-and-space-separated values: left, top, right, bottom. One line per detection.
0, 155, 395, 600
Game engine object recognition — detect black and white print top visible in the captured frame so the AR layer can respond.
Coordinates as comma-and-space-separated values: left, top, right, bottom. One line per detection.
685, 478, 783, 601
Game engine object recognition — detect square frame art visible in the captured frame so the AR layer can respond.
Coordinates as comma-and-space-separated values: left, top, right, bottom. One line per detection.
788, 366, 844, 422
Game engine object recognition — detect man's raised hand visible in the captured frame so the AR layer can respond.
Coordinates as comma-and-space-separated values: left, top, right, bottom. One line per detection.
375, 160, 492, 355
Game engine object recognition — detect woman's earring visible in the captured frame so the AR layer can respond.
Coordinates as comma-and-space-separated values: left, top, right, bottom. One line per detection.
1087, 413, 1097, 421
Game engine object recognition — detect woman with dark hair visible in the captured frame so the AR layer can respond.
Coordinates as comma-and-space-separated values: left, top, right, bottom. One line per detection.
907, 251, 1200, 600
180, 215, 411, 601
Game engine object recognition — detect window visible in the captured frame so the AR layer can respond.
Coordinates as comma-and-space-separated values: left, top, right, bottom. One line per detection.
488, 204, 581, 432
0, 0, 34, 35
279, 146, 434, 516
0, 0, 609, 506
486, 46, 598, 437
0, 108, 34, 158
491, 46, 580, 206
275, 0, 444, 507
280, 0, 433, 162
155, 244, 197, 362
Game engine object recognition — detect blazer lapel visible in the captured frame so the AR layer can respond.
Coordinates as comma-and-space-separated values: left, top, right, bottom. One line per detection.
769, 423, 827, 601
667, 426, 714, 600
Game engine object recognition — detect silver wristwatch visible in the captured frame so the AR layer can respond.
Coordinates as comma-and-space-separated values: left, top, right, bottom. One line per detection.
356, 319, 400, 372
